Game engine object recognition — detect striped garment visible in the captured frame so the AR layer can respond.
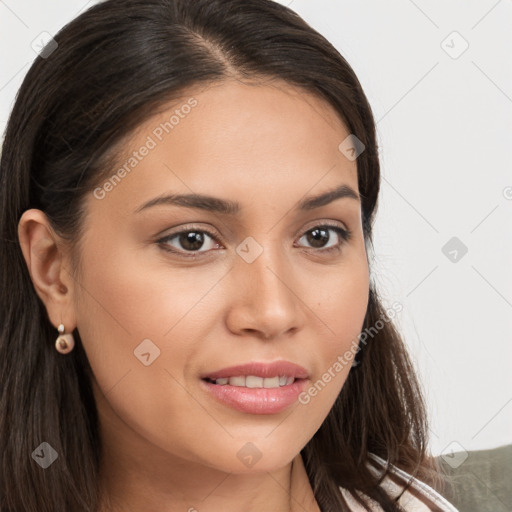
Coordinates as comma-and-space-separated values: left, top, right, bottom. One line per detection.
338, 453, 460, 511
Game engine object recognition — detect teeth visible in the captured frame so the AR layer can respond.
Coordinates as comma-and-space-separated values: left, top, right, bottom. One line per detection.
212, 375, 296, 388
228, 376, 246, 387
246, 376, 264, 388
262, 376, 280, 388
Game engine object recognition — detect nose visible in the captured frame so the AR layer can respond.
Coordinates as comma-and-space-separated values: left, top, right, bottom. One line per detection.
225, 242, 305, 340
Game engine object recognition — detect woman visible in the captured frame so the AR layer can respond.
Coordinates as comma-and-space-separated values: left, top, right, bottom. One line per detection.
0, 0, 459, 510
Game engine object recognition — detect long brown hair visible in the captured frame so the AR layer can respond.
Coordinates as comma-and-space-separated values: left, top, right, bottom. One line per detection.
0, 0, 446, 510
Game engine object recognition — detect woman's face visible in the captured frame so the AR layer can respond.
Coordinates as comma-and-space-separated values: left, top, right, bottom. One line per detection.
72, 79, 369, 474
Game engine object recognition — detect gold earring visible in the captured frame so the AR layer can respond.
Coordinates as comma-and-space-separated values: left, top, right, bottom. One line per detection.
55, 323, 75, 354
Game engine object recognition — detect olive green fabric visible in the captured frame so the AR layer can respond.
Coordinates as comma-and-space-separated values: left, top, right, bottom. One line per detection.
435, 444, 512, 512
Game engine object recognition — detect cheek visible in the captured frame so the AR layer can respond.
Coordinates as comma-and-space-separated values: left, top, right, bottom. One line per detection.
75, 231, 222, 343
73, 236, 219, 405
73, 245, 216, 455
313, 257, 370, 345
302, 259, 369, 402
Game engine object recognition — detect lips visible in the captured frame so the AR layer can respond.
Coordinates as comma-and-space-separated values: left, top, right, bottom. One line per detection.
200, 373, 309, 414
200, 360, 309, 381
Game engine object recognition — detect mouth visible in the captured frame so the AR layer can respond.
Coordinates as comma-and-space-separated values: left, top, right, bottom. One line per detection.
199, 360, 310, 414
202, 375, 303, 388
200, 360, 309, 383
200, 375, 309, 415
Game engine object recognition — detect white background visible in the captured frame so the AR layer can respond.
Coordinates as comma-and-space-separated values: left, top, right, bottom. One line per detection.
1, 0, 511, 457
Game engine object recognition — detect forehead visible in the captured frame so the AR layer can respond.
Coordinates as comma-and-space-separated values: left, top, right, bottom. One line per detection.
89, 79, 358, 216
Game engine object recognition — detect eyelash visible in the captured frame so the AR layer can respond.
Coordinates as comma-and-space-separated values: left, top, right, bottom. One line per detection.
156, 223, 352, 259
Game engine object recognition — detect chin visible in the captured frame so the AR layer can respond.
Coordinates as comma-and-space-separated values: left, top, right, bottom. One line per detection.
201, 442, 299, 475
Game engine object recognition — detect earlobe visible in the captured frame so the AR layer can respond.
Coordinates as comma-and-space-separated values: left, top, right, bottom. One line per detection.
17, 208, 77, 330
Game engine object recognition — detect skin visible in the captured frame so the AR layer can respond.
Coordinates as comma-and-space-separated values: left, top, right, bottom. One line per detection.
18, 79, 370, 512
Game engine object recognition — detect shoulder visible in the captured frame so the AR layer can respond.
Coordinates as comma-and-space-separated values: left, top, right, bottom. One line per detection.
338, 453, 460, 512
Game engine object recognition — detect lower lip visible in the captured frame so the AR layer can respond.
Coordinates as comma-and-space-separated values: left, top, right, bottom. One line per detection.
200, 378, 309, 414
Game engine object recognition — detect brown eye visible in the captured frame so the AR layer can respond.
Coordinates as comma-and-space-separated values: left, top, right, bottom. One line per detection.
157, 228, 221, 256
175, 231, 209, 251
304, 227, 330, 248
297, 225, 351, 253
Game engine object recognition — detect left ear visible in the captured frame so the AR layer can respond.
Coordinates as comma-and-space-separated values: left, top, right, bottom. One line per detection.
17, 208, 78, 332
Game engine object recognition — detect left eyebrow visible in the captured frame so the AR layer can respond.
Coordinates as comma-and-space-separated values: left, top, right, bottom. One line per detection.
134, 183, 360, 215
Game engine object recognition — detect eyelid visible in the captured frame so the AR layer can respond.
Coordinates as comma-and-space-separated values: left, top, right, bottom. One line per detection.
300, 219, 348, 234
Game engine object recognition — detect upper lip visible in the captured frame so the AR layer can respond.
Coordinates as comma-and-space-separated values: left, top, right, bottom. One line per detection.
201, 360, 309, 380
